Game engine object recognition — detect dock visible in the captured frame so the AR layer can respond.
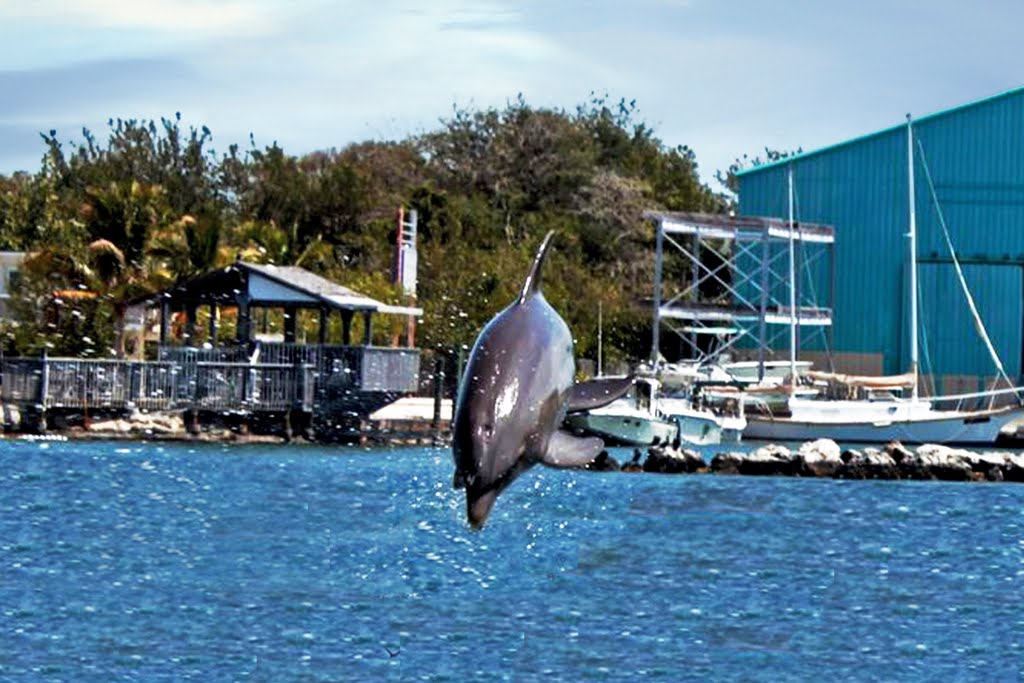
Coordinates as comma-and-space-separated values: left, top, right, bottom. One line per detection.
0, 342, 422, 441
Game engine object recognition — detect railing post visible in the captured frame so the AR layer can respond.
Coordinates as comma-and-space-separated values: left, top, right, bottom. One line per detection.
38, 349, 49, 411
36, 349, 49, 432
293, 356, 306, 411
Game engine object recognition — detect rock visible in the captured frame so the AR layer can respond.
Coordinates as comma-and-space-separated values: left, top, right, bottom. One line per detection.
88, 418, 133, 434
795, 439, 842, 477
834, 448, 899, 479
586, 451, 621, 472
960, 450, 1024, 482
2, 403, 20, 431
643, 445, 704, 474
911, 444, 974, 481
884, 441, 933, 479
87, 410, 185, 436
1001, 452, 1024, 482
711, 444, 796, 476
742, 444, 797, 476
884, 441, 915, 464
621, 448, 645, 473
709, 451, 744, 474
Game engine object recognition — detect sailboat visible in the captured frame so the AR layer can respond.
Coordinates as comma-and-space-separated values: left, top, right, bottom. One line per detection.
744, 115, 1024, 445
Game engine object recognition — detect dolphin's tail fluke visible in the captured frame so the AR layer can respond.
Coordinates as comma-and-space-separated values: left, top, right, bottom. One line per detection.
518, 231, 556, 304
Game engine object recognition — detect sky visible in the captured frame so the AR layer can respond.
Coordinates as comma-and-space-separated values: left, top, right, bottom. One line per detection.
1, 0, 1022, 193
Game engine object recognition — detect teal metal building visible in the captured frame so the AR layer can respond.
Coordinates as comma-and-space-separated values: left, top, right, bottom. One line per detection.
737, 87, 1024, 395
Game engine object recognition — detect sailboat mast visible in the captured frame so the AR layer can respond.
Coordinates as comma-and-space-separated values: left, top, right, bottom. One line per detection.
788, 162, 797, 382
906, 114, 919, 401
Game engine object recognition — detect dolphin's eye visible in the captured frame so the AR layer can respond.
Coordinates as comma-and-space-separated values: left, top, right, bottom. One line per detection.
478, 424, 495, 440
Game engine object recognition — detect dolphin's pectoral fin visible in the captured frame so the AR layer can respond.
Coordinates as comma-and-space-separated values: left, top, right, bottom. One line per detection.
566, 375, 636, 413
541, 430, 605, 468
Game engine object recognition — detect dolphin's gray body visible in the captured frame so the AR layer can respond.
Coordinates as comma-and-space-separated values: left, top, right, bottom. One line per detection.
452, 231, 633, 528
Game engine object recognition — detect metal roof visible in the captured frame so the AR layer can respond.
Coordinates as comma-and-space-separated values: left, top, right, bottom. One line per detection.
132, 261, 423, 316
644, 210, 834, 243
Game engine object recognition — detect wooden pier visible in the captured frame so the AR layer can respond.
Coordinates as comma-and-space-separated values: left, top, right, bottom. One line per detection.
0, 342, 420, 440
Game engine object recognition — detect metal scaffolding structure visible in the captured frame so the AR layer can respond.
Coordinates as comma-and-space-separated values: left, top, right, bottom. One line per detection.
644, 211, 836, 376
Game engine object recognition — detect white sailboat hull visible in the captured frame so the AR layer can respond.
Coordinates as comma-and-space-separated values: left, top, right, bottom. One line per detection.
744, 399, 1023, 445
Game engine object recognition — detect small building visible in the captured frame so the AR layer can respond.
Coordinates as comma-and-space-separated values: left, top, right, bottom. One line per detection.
737, 87, 1024, 395
135, 260, 420, 350
2, 261, 424, 440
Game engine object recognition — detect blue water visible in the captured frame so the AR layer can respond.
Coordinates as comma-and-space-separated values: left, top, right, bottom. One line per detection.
2, 440, 1024, 681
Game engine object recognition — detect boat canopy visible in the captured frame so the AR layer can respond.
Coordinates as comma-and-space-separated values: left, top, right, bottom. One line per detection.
806, 370, 915, 389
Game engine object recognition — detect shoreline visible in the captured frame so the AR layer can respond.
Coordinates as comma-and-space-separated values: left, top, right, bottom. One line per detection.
13, 425, 1024, 485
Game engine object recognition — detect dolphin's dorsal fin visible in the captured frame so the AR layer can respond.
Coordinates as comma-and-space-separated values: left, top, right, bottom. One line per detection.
518, 231, 556, 304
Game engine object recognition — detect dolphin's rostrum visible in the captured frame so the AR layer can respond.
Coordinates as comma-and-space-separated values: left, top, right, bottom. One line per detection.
452, 231, 633, 528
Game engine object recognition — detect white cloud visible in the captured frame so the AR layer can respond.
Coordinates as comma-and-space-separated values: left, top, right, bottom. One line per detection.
2, 0, 1023, 184
0, 0, 278, 35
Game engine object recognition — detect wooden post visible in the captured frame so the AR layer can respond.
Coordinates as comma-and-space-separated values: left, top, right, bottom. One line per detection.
341, 310, 354, 345
128, 361, 140, 411
432, 354, 444, 442
38, 349, 48, 405
160, 300, 171, 345
37, 349, 50, 431
453, 346, 465, 421
208, 305, 218, 345
318, 307, 329, 345
185, 304, 198, 346
362, 311, 373, 346
284, 305, 297, 343
236, 296, 251, 345
406, 304, 416, 348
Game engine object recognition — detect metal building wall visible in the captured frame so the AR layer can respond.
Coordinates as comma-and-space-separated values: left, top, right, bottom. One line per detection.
737, 87, 1024, 382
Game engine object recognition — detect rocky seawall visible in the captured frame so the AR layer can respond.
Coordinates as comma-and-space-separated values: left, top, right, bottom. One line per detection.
590, 438, 1024, 483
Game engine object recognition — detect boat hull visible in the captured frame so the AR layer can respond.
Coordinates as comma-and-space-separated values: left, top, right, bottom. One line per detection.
744, 405, 1023, 445
659, 397, 729, 446
675, 413, 722, 446
564, 412, 678, 447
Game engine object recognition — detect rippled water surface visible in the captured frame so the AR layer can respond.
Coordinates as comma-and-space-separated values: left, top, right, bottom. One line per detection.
3, 439, 1024, 681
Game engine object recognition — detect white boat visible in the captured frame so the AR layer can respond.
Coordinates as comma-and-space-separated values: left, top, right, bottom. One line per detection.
657, 394, 724, 446
564, 377, 679, 447
743, 117, 1024, 445
744, 396, 1022, 445
719, 414, 747, 443
566, 376, 741, 447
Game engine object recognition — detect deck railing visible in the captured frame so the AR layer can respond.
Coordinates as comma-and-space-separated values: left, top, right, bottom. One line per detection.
0, 343, 416, 413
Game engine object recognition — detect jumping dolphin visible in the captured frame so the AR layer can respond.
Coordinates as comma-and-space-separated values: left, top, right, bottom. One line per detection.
452, 231, 634, 528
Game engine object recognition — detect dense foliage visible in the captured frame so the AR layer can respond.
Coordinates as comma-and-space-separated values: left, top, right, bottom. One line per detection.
0, 98, 728, 364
